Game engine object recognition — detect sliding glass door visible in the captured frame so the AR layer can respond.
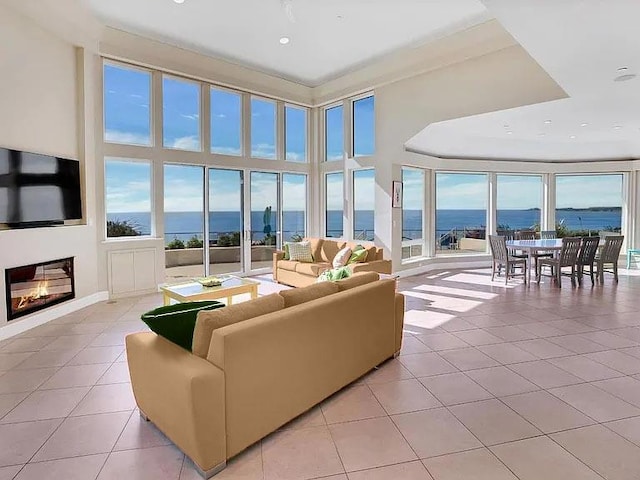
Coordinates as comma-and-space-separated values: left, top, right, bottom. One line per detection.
209, 169, 244, 275
163, 165, 307, 278
164, 164, 205, 283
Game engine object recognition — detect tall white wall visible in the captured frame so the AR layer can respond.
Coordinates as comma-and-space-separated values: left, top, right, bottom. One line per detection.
0, 5, 100, 327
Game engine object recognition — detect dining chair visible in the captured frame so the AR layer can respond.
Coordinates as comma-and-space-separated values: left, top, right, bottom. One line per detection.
576, 236, 600, 286
536, 237, 582, 288
489, 235, 527, 285
539, 230, 556, 239
595, 235, 624, 283
514, 230, 536, 240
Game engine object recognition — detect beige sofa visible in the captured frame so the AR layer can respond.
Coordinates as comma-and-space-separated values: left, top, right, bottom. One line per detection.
126, 272, 404, 478
273, 237, 392, 287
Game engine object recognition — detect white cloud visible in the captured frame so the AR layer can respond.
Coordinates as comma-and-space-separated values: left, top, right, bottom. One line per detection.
129, 94, 143, 99
211, 146, 242, 156
169, 136, 201, 150
285, 151, 306, 162
214, 113, 226, 119
180, 113, 199, 121
104, 130, 150, 146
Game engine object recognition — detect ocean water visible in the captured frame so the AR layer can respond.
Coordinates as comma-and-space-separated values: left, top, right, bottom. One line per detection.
107, 209, 622, 244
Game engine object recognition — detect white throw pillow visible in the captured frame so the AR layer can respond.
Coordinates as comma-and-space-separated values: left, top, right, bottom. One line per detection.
332, 246, 352, 269
287, 241, 314, 263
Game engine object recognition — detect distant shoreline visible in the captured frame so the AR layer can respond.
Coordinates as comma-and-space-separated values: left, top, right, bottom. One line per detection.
525, 207, 621, 212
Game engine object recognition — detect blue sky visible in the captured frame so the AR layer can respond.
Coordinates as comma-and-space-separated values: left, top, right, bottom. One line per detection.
104, 63, 622, 215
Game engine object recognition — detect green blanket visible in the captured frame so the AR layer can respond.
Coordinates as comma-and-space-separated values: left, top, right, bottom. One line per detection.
317, 266, 352, 282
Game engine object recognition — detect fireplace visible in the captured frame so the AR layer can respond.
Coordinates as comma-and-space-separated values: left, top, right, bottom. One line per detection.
5, 258, 75, 321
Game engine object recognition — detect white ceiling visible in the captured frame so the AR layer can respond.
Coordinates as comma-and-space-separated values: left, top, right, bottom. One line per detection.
407, 0, 640, 162
84, 0, 491, 86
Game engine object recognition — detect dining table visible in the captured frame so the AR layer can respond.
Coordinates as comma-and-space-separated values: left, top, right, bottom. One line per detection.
505, 239, 564, 285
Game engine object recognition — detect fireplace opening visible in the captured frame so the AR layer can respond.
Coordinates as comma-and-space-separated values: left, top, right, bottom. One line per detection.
5, 258, 75, 321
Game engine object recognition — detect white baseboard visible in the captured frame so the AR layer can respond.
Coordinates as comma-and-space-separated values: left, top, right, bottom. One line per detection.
0, 291, 109, 341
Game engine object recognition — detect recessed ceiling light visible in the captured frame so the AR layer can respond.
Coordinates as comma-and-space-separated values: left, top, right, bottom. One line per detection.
173, 0, 185, 4
279, 36, 290, 45
337, 14, 344, 19
580, 123, 588, 127
506, 131, 513, 135
538, 133, 546, 136
614, 73, 637, 82
618, 66, 629, 72
613, 125, 622, 130
544, 120, 552, 124
569, 135, 576, 139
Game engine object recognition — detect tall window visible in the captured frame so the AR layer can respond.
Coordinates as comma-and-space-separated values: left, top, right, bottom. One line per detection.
251, 97, 276, 159
162, 76, 201, 151
402, 167, 424, 259
556, 174, 623, 236
211, 88, 241, 156
104, 64, 151, 146
353, 169, 375, 241
282, 174, 307, 241
326, 172, 344, 238
353, 95, 375, 157
285, 105, 307, 162
435, 173, 487, 254
325, 105, 344, 161
105, 159, 152, 238
497, 175, 542, 233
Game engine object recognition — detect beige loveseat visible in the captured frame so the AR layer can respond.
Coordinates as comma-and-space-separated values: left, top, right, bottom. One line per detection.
273, 237, 392, 287
126, 272, 404, 478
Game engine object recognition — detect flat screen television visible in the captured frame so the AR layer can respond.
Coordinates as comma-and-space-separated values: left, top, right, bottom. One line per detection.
0, 147, 82, 228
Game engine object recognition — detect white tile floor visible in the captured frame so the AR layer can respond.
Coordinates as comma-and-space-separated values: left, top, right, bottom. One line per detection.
1, 269, 640, 479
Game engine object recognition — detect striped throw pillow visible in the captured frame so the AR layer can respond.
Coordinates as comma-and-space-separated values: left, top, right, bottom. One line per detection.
287, 241, 314, 263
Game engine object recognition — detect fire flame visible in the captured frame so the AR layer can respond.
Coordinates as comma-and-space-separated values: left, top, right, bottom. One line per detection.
17, 281, 49, 310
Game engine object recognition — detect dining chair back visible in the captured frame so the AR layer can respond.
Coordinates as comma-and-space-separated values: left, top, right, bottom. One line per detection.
539, 230, 556, 239
597, 235, 625, 283
558, 237, 582, 267
576, 236, 600, 285
515, 230, 536, 240
489, 235, 508, 263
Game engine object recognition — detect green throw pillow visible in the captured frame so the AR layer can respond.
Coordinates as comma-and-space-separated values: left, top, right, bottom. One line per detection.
283, 243, 290, 260
141, 301, 225, 351
348, 245, 368, 264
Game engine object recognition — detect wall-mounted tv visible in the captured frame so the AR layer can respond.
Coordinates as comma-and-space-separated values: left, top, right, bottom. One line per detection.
0, 147, 82, 229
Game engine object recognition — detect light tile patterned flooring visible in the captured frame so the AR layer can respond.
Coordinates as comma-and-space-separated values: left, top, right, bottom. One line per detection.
1, 269, 640, 479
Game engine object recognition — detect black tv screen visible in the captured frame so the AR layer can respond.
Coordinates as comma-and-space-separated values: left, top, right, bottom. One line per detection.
0, 148, 82, 227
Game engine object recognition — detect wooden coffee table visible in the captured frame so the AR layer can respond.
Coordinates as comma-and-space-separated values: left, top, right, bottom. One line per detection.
160, 276, 259, 306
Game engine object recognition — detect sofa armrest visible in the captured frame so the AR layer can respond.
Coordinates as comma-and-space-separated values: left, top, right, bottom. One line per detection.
272, 250, 285, 282
126, 332, 226, 473
394, 293, 405, 354
350, 259, 392, 275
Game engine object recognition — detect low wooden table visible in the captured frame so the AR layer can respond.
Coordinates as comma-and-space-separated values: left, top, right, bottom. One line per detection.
160, 276, 259, 306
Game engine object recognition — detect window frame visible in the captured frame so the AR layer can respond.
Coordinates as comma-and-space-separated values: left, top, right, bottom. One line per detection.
104, 157, 155, 240
351, 93, 375, 158
103, 61, 153, 147
250, 95, 278, 160
210, 85, 243, 157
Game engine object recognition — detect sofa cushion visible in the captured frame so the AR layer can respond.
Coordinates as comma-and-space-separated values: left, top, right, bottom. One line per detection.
304, 238, 324, 261
277, 260, 299, 272
192, 293, 285, 358
295, 262, 331, 276
336, 272, 380, 291
332, 246, 352, 268
365, 245, 380, 261
279, 281, 339, 307
287, 241, 314, 262
319, 239, 344, 263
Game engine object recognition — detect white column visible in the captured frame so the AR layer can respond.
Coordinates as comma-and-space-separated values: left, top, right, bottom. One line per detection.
427, 169, 436, 257
543, 173, 556, 232
488, 173, 497, 237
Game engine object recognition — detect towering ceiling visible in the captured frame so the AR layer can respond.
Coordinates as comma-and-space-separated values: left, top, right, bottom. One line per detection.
84, 0, 491, 86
